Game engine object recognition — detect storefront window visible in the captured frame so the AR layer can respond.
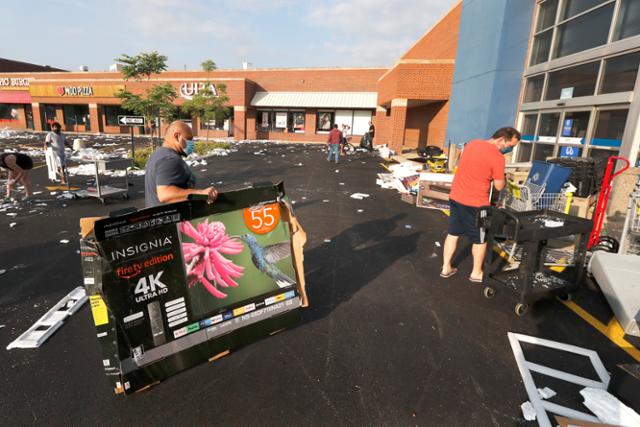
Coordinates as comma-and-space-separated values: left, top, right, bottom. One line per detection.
104, 105, 131, 126
538, 112, 560, 142
290, 112, 305, 133
316, 111, 335, 132
0, 104, 19, 120
520, 114, 538, 141
589, 147, 619, 164
63, 104, 90, 128
559, 111, 590, 144
613, 0, 640, 41
591, 109, 628, 147
553, 3, 614, 59
524, 75, 545, 103
561, 0, 608, 21
530, 30, 553, 66
533, 143, 556, 161
257, 110, 270, 131
545, 61, 599, 100
517, 143, 533, 162
537, 0, 558, 32
599, 51, 640, 94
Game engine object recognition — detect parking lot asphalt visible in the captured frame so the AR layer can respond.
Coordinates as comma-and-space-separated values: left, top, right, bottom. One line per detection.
0, 137, 636, 426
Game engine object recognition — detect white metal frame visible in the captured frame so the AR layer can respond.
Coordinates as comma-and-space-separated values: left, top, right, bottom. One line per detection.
508, 332, 610, 427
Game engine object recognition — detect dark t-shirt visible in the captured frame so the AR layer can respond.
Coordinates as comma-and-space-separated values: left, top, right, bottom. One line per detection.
144, 147, 196, 208
369, 124, 375, 137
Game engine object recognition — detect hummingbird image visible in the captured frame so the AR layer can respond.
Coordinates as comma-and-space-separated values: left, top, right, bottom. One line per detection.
237, 234, 295, 288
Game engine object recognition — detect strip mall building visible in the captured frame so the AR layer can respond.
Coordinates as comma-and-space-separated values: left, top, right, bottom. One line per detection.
0, 4, 460, 153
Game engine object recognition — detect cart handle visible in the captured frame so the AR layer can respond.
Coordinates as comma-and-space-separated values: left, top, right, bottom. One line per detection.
609, 156, 630, 180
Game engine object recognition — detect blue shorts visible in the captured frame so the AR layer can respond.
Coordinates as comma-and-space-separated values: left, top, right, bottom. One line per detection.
448, 199, 485, 244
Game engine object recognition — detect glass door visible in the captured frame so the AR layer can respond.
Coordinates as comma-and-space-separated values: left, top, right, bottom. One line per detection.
556, 109, 591, 158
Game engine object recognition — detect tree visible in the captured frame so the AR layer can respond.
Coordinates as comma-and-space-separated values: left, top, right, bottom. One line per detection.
201, 59, 217, 72
181, 83, 230, 142
113, 51, 175, 145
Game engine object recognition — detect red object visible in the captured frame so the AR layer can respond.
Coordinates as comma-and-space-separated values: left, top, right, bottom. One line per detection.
449, 139, 505, 207
0, 91, 31, 104
327, 128, 341, 145
588, 156, 630, 249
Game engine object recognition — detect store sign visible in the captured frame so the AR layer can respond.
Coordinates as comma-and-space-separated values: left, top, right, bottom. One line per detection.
57, 86, 93, 96
0, 77, 30, 90
179, 82, 218, 99
30, 84, 124, 98
560, 87, 574, 100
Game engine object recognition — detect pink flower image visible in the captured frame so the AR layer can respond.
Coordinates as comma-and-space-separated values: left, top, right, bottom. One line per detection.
178, 219, 245, 299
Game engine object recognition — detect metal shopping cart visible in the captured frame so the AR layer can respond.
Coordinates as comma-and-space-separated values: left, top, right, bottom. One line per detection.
619, 173, 640, 255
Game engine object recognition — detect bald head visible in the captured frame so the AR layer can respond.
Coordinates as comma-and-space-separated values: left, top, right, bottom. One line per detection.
164, 120, 193, 153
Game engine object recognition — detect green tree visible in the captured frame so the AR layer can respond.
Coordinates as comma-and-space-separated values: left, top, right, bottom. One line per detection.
181, 83, 230, 142
201, 59, 217, 72
114, 51, 175, 144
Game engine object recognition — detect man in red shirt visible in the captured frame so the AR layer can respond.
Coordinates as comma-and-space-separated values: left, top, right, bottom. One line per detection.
441, 127, 521, 282
327, 123, 342, 164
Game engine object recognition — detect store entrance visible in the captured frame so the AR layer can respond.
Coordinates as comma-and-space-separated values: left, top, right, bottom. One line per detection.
24, 105, 34, 130
516, 105, 629, 164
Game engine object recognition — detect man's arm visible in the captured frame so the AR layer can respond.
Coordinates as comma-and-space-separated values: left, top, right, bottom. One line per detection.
493, 179, 505, 192
3, 155, 26, 182
157, 185, 217, 204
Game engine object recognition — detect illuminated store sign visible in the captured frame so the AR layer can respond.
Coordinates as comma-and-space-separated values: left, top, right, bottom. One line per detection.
179, 82, 218, 99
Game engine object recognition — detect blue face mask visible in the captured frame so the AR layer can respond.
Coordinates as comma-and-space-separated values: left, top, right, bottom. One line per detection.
500, 146, 514, 155
184, 139, 195, 156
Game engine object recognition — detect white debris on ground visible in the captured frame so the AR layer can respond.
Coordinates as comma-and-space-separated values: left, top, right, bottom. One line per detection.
59, 239, 70, 244
520, 402, 536, 421
537, 387, 556, 400
350, 193, 370, 200
66, 163, 145, 177
580, 387, 640, 426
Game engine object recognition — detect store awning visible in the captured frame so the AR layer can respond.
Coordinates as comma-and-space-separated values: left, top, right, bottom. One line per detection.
250, 91, 377, 109
0, 91, 31, 104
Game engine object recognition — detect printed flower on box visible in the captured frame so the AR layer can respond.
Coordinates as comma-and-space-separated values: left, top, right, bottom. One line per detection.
179, 220, 244, 298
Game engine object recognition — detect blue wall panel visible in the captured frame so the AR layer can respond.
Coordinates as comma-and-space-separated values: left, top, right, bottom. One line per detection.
445, 0, 535, 145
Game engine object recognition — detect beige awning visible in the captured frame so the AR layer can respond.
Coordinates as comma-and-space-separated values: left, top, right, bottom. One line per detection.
250, 91, 377, 109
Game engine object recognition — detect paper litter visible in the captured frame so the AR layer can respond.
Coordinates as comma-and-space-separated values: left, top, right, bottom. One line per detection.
580, 387, 640, 426
9, 222, 16, 228
520, 401, 536, 421
60, 239, 70, 244
350, 193, 370, 200
537, 387, 556, 399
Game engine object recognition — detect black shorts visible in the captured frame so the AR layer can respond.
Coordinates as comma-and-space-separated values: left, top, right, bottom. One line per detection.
448, 199, 485, 244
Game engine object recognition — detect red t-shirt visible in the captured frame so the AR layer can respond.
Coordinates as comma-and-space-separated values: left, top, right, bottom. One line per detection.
449, 139, 505, 207
327, 128, 342, 145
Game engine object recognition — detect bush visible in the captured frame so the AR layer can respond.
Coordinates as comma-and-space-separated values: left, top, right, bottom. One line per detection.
132, 141, 231, 168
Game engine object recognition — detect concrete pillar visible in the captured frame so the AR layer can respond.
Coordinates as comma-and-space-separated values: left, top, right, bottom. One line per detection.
233, 106, 246, 141
89, 103, 99, 133
32, 102, 44, 131
390, 98, 408, 152
246, 109, 256, 140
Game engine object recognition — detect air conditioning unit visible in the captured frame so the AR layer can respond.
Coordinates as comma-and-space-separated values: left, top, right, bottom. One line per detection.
109, 63, 123, 72
79, 65, 89, 72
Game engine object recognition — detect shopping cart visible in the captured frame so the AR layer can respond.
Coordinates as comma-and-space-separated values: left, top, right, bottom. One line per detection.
618, 173, 640, 255
498, 181, 574, 265
501, 181, 573, 214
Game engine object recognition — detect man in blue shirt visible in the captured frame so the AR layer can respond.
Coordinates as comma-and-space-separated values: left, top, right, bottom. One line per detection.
144, 121, 217, 208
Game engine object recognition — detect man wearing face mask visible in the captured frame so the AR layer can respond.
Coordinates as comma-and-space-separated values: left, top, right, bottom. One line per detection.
440, 127, 520, 283
144, 120, 218, 208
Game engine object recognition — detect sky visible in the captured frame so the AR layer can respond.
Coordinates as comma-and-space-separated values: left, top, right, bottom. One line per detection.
1, 0, 458, 71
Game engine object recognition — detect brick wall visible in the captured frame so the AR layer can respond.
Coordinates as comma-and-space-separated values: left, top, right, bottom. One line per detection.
401, 3, 462, 60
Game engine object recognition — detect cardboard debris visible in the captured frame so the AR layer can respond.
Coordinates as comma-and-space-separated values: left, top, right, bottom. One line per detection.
79, 182, 307, 395
554, 416, 618, 427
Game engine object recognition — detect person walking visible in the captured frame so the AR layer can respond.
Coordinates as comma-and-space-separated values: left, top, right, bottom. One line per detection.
44, 121, 72, 184
327, 124, 342, 164
144, 120, 218, 208
340, 123, 350, 155
0, 152, 34, 202
440, 127, 521, 283
366, 121, 375, 151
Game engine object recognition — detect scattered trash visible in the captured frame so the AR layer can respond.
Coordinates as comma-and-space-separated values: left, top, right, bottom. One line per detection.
322, 199, 330, 203
7, 287, 87, 349
537, 387, 557, 400
339, 182, 344, 186
50, 191, 57, 195
521, 401, 536, 421
0, 325, 4, 329
301, 196, 307, 200
405, 225, 412, 229
357, 209, 364, 213
579, 387, 640, 426
435, 241, 442, 247
60, 239, 70, 244
295, 163, 303, 167
6, 212, 17, 217
508, 332, 611, 427
350, 193, 370, 200
324, 239, 331, 243
335, 169, 339, 173
9, 222, 17, 228
0, 269, 5, 275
